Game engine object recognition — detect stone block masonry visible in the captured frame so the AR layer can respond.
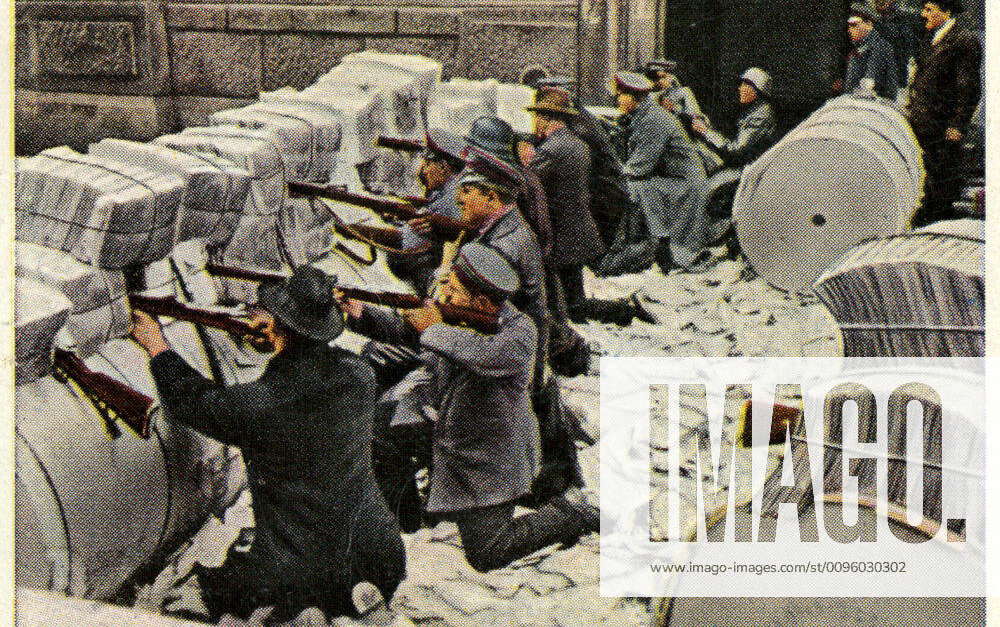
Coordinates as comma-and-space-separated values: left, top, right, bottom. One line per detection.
15, 0, 606, 155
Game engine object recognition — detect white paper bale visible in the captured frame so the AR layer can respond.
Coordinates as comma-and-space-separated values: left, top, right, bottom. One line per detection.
339, 50, 442, 100
154, 127, 300, 302
209, 101, 342, 183
15, 278, 72, 385
320, 65, 425, 137
88, 139, 251, 247
264, 85, 387, 192
495, 83, 536, 133
16, 242, 131, 358
16, 146, 185, 269
142, 239, 221, 306
434, 78, 499, 114
427, 96, 490, 135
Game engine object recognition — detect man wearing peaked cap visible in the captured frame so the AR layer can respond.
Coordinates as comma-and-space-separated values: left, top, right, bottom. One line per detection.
131, 265, 406, 623
610, 69, 709, 273
643, 59, 705, 122
341, 242, 599, 573
461, 116, 553, 259
843, 3, 899, 99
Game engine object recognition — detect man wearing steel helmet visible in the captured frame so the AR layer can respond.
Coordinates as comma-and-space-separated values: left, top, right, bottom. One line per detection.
690, 68, 778, 244
130, 266, 406, 624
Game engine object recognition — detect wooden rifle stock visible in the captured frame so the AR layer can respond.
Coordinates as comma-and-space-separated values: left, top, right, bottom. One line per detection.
130, 293, 265, 339
203, 263, 500, 334
286, 181, 466, 240
52, 348, 154, 439
376, 135, 425, 153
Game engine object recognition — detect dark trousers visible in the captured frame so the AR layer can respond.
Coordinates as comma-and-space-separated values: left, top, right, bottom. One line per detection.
557, 265, 586, 313
449, 498, 583, 572
198, 515, 405, 622
913, 133, 965, 227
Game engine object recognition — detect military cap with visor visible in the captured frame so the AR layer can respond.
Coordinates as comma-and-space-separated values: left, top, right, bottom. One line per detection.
610, 71, 655, 95
452, 242, 520, 303
256, 265, 344, 342
424, 128, 467, 168
645, 58, 679, 73
849, 2, 880, 22
459, 145, 521, 197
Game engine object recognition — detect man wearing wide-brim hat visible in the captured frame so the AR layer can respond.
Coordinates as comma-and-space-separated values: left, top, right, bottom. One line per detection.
131, 266, 406, 624
341, 242, 599, 572
607, 70, 709, 274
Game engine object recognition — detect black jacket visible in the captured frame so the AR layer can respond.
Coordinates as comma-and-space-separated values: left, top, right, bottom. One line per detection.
150, 342, 403, 590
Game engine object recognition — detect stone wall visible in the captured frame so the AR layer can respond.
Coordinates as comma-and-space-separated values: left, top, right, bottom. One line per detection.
15, 0, 611, 155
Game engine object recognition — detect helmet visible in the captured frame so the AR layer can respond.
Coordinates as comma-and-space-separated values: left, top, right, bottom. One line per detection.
740, 67, 772, 97
463, 116, 517, 166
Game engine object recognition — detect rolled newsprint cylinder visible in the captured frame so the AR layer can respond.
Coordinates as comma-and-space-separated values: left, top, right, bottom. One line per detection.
733, 95, 923, 292
812, 219, 984, 357
659, 501, 984, 626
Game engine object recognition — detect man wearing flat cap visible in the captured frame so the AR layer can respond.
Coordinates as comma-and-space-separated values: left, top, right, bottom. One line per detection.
610, 71, 708, 273
342, 243, 599, 572
843, 3, 899, 99
908, 0, 982, 226
130, 266, 406, 624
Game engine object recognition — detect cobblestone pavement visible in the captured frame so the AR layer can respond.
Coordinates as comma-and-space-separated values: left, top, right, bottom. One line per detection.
135, 254, 837, 626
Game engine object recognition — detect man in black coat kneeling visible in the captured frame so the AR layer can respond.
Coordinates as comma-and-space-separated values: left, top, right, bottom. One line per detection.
131, 266, 406, 624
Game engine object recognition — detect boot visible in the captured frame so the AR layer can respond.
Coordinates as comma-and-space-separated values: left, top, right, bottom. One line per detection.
629, 293, 657, 324
654, 237, 674, 274
576, 298, 634, 326
548, 487, 600, 549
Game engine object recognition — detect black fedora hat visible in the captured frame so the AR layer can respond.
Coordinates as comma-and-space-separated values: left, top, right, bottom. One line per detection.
256, 265, 344, 343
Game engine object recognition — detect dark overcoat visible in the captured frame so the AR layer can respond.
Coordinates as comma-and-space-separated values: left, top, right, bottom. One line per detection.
845, 28, 899, 99
908, 24, 983, 139
149, 343, 405, 603
530, 126, 606, 267
350, 303, 541, 514
623, 97, 707, 266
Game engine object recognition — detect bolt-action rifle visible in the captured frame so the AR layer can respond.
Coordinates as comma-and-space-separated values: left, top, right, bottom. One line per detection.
376, 135, 425, 153
204, 263, 499, 334
52, 348, 154, 439
287, 181, 469, 241
129, 294, 267, 340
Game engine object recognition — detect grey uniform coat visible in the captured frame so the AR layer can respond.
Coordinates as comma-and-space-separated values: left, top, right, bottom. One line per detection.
700, 100, 778, 168
350, 304, 541, 514
623, 97, 707, 266
473, 207, 549, 386
530, 126, 605, 267
845, 28, 900, 100
656, 81, 704, 120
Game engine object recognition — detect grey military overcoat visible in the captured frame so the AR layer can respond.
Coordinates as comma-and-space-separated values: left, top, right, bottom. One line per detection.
351, 304, 542, 514
530, 126, 605, 267
623, 97, 707, 267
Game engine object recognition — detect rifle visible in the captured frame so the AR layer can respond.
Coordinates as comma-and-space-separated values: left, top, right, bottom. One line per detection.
376, 135, 425, 153
129, 293, 266, 339
287, 181, 468, 241
204, 263, 500, 334
52, 348, 154, 439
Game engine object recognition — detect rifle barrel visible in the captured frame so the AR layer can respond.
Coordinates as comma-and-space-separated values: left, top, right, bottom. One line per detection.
131, 294, 265, 339
205, 263, 286, 284
376, 136, 425, 152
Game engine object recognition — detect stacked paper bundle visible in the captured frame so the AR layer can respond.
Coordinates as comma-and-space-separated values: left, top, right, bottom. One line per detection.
15, 278, 72, 385
16, 242, 131, 358
89, 139, 251, 248
338, 50, 442, 103
263, 85, 386, 192
15, 146, 184, 269
209, 101, 341, 184
428, 78, 498, 134
154, 128, 298, 302
495, 83, 536, 133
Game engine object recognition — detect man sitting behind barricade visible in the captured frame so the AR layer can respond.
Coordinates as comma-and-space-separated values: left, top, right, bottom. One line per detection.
340, 242, 599, 573
644, 59, 706, 123
130, 266, 405, 625
690, 68, 778, 243
613, 71, 709, 273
